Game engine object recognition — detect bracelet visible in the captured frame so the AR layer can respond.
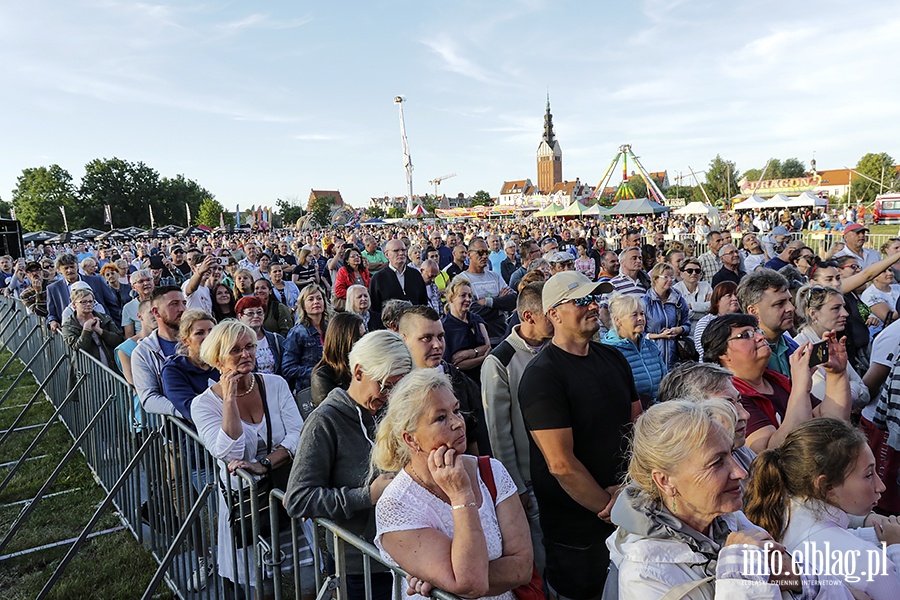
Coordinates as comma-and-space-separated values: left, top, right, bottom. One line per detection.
451, 502, 477, 510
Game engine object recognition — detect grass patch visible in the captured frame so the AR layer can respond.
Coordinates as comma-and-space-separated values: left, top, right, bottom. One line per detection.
0, 349, 173, 599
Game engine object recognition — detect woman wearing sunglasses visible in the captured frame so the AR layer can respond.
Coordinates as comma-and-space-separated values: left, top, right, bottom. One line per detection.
672, 257, 711, 328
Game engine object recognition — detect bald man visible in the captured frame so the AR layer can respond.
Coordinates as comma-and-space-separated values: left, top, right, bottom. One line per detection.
368, 239, 428, 329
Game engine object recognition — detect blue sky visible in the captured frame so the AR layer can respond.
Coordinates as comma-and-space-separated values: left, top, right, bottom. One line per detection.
2, 0, 898, 212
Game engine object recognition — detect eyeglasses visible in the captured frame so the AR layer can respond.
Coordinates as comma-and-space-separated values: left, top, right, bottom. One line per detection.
682, 268, 701, 275
242, 309, 265, 318
472, 249, 490, 257
728, 328, 765, 342
228, 342, 257, 356
378, 379, 395, 396
721, 250, 739, 256
798, 254, 816, 261
75, 299, 95, 306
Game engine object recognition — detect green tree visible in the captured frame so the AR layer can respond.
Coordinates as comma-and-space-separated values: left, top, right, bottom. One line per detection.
470, 190, 493, 207
781, 158, 806, 178
364, 206, 386, 219
628, 177, 648, 199
704, 155, 740, 203
196, 197, 228, 228
276, 198, 305, 226
160, 174, 215, 227
76, 158, 162, 228
387, 207, 405, 219
309, 195, 335, 227
851, 152, 897, 204
11, 165, 78, 231
422, 194, 439, 214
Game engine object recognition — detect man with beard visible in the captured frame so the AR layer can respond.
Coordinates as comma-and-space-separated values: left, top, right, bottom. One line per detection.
131, 286, 187, 415
518, 271, 639, 600
736, 269, 797, 378
397, 305, 490, 454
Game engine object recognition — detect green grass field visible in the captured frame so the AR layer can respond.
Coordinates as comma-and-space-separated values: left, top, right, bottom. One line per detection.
0, 351, 172, 600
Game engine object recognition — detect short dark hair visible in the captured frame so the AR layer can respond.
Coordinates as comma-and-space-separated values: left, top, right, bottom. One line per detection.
399, 305, 440, 325
736, 269, 789, 311
55, 253, 78, 268
706, 230, 723, 243
516, 281, 545, 320
709, 281, 739, 316
701, 313, 759, 364
381, 299, 413, 330
150, 285, 183, 305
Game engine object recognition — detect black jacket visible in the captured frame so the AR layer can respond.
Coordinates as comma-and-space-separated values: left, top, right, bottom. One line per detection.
368, 266, 428, 329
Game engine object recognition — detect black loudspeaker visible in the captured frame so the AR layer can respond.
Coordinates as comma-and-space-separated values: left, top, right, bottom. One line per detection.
0, 220, 24, 260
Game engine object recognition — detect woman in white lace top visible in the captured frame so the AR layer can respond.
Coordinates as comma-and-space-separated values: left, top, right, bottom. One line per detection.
371, 368, 532, 600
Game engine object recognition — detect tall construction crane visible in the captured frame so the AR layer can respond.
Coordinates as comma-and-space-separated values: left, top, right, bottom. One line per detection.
428, 173, 457, 196
394, 96, 415, 214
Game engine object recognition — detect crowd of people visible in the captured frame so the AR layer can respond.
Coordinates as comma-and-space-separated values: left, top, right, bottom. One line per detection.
6, 204, 900, 599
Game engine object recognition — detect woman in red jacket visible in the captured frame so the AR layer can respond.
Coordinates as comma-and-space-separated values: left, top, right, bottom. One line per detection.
333, 247, 371, 307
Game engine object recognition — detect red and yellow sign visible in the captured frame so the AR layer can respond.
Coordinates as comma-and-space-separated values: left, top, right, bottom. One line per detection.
739, 174, 822, 195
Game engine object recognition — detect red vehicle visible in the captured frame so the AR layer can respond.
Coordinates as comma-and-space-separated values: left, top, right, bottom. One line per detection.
873, 194, 900, 224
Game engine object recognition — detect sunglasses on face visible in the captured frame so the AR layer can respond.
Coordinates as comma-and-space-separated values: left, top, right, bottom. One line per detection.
682, 268, 701, 275
472, 249, 490, 257
564, 294, 604, 308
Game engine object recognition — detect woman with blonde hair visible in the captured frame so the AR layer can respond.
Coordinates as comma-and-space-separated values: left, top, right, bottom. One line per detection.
161, 309, 218, 420
372, 368, 532, 600
286, 330, 413, 600
607, 399, 842, 599
192, 319, 313, 596
440, 275, 490, 380
232, 268, 255, 299
282, 284, 328, 392
345, 284, 371, 331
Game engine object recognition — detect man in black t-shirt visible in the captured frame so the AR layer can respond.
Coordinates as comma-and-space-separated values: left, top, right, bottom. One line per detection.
519, 271, 640, 600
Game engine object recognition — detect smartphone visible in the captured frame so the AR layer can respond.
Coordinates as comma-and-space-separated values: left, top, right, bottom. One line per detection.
213, 257, 229, 267
809, 340, 829, 368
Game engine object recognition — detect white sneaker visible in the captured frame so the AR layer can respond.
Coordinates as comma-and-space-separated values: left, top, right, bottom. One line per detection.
188, 555, 213, 592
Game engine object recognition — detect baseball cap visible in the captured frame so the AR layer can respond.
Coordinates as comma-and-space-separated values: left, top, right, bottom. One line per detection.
771, 226, 791, 237
548, 251, 575, 264
542, 271, 613, 313
843, 223, 869, 234
148, 256, 165, 270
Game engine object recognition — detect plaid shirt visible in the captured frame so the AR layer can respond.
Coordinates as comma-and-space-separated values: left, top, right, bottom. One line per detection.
698, 251, 722, 282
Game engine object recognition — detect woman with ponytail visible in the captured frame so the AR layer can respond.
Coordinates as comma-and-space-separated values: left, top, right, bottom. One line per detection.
745, 418, 900, 599
284, 330, 412, 600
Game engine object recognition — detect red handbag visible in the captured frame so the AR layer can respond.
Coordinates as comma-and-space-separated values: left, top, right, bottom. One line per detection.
477, 456, 546, 600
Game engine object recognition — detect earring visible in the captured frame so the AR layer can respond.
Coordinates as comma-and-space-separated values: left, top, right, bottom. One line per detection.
670, 494, 677, 514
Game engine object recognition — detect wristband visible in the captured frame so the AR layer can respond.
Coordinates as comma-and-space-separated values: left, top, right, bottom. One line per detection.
451, 502, 477, 511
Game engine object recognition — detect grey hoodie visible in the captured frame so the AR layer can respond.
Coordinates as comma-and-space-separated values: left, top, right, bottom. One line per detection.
284, 386, 386, 574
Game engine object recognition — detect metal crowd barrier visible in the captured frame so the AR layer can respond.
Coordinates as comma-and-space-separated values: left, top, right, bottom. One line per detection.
0, 295, 459, 600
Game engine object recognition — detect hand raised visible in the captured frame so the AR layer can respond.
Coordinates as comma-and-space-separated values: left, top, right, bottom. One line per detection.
426, 446, 472, 503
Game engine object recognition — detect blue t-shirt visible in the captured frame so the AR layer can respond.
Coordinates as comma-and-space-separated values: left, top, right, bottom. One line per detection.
158, 337, 178, 358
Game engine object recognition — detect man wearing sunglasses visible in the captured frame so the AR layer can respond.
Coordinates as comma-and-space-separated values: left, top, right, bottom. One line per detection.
835, 223, 881, 269
518, 271, 639, 600
464, 237, 517, 346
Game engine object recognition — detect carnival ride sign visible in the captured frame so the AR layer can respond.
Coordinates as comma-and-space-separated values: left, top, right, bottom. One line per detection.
739, 174, 822, 196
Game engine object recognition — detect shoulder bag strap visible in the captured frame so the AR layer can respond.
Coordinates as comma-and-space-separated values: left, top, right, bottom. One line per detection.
477, 456, 497, 504
257, 373, 272, 455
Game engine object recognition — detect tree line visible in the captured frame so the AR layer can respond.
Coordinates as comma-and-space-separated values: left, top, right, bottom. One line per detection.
9, 158, 232, 232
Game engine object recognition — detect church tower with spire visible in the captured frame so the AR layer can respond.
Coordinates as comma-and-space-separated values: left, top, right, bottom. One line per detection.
536, 95, 562, 194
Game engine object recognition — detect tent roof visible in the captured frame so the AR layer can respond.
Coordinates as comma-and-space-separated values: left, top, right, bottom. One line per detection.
583, 204, 610, 215
673, 202, 719, 215
789, 191, 828, 207
534, 203, 564, 217
556, 200, 591, 216
608, 198, 669, 215
733, 195, 766, 210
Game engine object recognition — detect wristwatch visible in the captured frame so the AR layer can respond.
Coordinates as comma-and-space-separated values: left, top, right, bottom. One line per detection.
259, 457, 272, 473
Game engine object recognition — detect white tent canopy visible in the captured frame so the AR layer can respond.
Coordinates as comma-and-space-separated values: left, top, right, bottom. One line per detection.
789, 191, 828, 207
733, 195, 766, 210
762, 194, 792, 208
673, 202, 719, 216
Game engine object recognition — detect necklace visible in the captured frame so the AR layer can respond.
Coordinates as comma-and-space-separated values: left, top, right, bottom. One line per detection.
407, 463, 446, 503
236, 374, 255, 397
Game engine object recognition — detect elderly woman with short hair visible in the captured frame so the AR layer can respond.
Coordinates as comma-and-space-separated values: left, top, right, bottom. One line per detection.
285, 330, 413, 600
62, 286, 125, 374
602, 293, 667, 407
643, 263, 691, 369
607, 399, 842, 599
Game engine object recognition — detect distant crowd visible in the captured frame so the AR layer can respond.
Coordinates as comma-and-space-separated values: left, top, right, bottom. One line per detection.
5, 204, 900, 600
